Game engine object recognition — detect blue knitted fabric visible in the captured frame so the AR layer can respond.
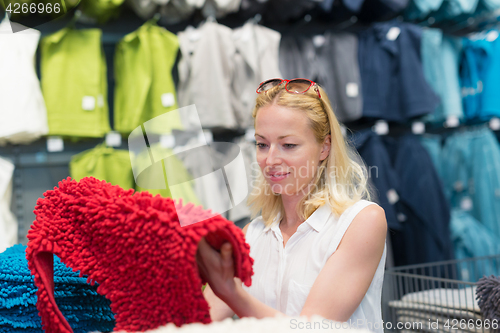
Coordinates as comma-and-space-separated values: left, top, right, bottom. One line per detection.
0, 244, 115, 333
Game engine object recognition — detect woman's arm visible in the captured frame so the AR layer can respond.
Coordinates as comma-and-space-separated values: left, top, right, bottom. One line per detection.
198, 223, 286, 319
217, 277, 283, 319
203, 283, 235, 321
300, 204, 387, 321
223, 205, 386, 320
201, 223, 258, 321
198, 204, 387, 321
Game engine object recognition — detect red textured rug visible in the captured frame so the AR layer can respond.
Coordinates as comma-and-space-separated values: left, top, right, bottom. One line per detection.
26, 177, 253, 333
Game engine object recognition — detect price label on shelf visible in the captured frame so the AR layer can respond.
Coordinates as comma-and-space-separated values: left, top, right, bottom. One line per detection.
373, 120, 389, 135
82, 96, 96, 111
47, 136, 64, 152
489, 117, 500, 131
161, 93, 175, 107
412, 122, 425, 135
460, 196, 473, 211
445, 115, 460, 128
245, 128, 256, 142
386, 27, 401, 41
387, 188, 399, 205
160, 134, 175, 149
313, 34, 326, 48
106, 131, 122, 147
486, 30, 499, 42
198, 130, 213, 144
346, 82, 359, 98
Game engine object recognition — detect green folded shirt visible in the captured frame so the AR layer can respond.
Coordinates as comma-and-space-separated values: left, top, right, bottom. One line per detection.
41, 28, 111, 138
70, 143, 134, 190
133, 143, 201, 206
114, 20, 183, 135
79, 0, 125, 23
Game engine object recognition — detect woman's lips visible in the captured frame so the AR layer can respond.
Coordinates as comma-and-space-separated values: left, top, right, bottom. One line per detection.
267, 172, 290, 182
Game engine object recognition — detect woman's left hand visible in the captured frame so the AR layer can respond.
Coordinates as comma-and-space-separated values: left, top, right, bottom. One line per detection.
196, 237, 237, 301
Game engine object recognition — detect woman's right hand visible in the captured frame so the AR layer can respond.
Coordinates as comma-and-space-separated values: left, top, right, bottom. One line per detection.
196, 237, 237, 301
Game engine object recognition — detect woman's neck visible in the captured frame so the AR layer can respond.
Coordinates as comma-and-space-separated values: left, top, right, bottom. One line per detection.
280, 193, 304, 229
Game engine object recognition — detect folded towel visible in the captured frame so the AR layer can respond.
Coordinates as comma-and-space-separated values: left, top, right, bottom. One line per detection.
26, 177, 253, 333
0, 244, 115, 333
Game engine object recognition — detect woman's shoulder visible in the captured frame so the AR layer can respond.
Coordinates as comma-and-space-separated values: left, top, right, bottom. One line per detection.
343, 199, 386, 233
341, 199, 382, 217
325, 199, 386, 255
354, 199, 380, 208
332, 199, 384, 229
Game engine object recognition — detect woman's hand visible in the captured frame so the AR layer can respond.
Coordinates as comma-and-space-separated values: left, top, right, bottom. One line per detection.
196, 237, 237, 301
198, 237, 286, 320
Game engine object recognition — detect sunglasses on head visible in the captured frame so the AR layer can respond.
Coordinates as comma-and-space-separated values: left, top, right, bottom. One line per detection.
256, 78, 321, 98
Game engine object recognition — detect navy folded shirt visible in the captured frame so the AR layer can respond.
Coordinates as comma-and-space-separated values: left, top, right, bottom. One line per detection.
358, 22, 440, 123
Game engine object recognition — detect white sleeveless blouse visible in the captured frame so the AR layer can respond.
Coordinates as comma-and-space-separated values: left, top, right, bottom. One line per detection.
242, 200, 387, 333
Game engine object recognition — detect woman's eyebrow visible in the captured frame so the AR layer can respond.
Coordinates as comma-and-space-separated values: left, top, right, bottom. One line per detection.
255, 134, 294, 139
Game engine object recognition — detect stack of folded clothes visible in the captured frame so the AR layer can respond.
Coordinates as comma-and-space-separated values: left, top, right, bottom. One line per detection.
389, 287, 489, 333
0, 244, 115, 333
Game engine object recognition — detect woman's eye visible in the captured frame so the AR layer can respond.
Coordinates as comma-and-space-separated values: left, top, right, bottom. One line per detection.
255, 142, 267, 149
283, 144, 297, 149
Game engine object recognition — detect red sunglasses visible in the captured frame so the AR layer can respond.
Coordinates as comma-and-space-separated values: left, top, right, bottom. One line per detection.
256, 78, 321, 98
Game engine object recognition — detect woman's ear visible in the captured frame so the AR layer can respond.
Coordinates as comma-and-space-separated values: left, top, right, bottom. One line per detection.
320, 135, 331, 161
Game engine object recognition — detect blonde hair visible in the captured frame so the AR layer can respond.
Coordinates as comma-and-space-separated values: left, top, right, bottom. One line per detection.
247, 83, 372, 227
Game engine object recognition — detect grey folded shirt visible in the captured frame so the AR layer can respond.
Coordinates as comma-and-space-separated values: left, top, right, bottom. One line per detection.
279, 31, 363, 123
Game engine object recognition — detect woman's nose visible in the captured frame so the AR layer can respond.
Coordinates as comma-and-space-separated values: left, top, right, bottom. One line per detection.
266, 145, 282, 166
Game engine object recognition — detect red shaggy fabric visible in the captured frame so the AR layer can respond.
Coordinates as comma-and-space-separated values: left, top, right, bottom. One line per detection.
25, 177, 253, 333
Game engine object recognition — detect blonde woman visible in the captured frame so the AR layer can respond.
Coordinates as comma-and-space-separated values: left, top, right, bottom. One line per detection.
196, 79, 387, 332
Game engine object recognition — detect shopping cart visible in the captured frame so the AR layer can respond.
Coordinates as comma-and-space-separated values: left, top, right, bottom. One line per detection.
382, 255, 500, 333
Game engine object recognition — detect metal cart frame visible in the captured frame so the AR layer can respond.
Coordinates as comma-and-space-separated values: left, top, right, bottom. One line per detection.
382, 255, 500, 333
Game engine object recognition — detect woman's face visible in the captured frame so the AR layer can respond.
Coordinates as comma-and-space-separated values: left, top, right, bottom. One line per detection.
255, 104, 330, 197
